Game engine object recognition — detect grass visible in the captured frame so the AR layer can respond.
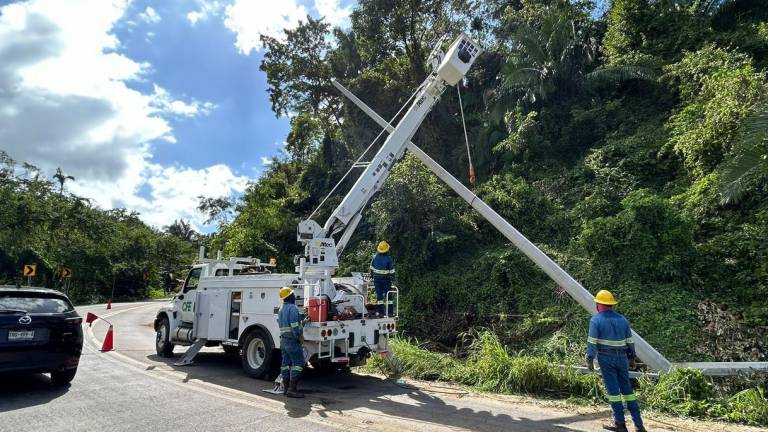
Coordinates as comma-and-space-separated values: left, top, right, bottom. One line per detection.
367, 331, 768, 427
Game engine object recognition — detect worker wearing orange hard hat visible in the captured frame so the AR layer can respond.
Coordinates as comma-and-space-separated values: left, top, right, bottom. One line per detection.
586, 290, 646, 432
369, 241, 395, 316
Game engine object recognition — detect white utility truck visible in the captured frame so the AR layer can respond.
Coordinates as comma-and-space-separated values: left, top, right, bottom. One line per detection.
153, 33, 484, 379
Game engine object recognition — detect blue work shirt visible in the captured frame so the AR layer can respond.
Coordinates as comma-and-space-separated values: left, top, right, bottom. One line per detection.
370, 253, 395, 280
278, 302, 302, 340
586, 310, 636, 361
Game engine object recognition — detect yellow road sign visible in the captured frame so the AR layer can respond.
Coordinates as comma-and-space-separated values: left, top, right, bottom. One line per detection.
23, 264, 37, 277
62, 268, 72, 278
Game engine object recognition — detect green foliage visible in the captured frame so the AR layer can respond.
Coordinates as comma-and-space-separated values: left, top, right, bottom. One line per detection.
368, 332, 603, 399
0, 154, 197, 302
719, 101, 768, 203
577, 190, 695, 284
664, 45, 766, 176
640, 368, 768, 425
368, 154, 474, 267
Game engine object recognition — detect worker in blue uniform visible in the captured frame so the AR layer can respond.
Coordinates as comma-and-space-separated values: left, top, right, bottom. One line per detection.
278, 286, 305, 398
369, 241, 395, 316
586, 290, 647, 432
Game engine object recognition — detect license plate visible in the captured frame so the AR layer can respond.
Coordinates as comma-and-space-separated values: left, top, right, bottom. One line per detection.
8, 330, 34, 341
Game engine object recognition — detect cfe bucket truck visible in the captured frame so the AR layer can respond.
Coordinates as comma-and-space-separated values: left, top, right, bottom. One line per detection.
153, 33, 484, 379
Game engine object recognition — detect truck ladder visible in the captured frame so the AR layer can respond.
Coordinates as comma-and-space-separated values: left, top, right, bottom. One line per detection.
174, 338, 208, 366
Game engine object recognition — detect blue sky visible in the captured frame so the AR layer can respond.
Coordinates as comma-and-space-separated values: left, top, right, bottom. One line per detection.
0, 0, 354, 232
115, 0, 289, 177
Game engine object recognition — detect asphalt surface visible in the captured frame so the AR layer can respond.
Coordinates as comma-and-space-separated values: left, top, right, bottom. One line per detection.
0, 301, 759, 432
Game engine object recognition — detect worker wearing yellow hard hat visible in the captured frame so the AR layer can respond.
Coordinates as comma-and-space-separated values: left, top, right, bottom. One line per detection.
277, 286, 304, 398
370, 241, 395, 316
586, 290, 646, 432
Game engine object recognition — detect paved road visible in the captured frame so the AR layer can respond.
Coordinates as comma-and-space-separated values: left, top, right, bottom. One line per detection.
0, 301, 759, 432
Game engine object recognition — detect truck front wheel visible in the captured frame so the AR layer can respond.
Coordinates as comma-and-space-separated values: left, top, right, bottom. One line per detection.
241, 329, 273, 378
155, 316, 175, 358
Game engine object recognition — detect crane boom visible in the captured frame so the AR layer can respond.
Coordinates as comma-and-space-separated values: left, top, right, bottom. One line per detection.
296, 34, 482, 271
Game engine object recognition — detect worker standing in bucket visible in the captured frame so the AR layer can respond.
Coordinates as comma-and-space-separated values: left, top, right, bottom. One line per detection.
370, 241, 395, 316
278, 287, 305, 398
586, 290, 647, 432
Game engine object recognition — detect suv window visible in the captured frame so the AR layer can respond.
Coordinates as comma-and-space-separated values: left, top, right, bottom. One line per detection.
183, 267, 202, 293
0, 294, 74, 313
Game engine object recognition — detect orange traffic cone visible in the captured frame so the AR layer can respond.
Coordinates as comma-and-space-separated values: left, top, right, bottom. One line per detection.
106, 298, 112, 310
85, 312, 98, 326
100, 325, 114, 352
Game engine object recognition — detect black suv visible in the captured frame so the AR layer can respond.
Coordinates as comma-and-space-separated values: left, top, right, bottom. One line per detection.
0, 286, 83, 385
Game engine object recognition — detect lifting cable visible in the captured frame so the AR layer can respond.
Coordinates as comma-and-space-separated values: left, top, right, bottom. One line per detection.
308, 80, 428, 220
456, 84, 476, 186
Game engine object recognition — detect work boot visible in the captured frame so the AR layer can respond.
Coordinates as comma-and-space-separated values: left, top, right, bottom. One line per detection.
286, 376, 304, 398
602, 423, 628, 432
282, 376, 290, 395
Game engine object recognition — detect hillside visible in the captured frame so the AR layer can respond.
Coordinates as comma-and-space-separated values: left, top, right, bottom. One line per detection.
206, 0, 768, 424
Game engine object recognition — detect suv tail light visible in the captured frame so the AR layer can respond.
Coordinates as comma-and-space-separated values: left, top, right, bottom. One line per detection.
66, 317, 83, 326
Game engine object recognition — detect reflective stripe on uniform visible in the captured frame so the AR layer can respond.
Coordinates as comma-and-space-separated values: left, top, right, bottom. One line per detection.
281, 366, 290, 371
290, 366, 303, 372
607, 395, 623, 403
623, 393, 637, 401
587, 336, 627, 347
290, 322, 300, 328
369, 267, 395, 274
626, 338, 635, 344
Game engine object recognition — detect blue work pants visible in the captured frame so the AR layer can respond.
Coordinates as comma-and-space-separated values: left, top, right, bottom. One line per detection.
598, 353, 644, 427
280, 337, 305, 380
373, 278, 392, 316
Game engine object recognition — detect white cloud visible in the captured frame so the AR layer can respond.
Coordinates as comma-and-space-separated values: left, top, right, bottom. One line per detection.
137, 6, 160, 24
260, 156, 273, 166
152, 84, 216, 117
186, 0, 223, 26
222, 0, 353, 55
314, 0, 352, 28
0, 0, 242, 231
224, 0, 308, 54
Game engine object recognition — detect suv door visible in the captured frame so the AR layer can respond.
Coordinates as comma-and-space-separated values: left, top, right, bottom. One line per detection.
179, 267, 201, 323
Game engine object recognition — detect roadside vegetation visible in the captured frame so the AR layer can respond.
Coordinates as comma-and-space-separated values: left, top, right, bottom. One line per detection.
367, 334, 768, 426
0, 154, 198, 303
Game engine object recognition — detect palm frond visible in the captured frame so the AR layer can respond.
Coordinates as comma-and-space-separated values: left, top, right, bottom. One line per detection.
585, 65, 658, 86
719, 103, 768, 204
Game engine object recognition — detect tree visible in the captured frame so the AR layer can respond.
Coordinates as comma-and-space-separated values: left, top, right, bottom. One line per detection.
53, 167, 75, 195
165, 219, 198, 241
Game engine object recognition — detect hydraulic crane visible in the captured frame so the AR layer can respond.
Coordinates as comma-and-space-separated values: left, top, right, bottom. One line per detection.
297, 33, 768, 376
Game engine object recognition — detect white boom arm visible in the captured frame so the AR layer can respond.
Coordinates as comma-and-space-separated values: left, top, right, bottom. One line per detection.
297, 33, 482, 256
332, 79, 768, 377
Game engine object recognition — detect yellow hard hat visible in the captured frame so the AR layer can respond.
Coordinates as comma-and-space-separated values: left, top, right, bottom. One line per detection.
377, 241, 390, 253
279, 287, 294, 300
594, 290, 618, 305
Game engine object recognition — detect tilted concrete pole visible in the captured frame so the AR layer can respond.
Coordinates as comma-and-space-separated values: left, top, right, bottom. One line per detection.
331, 78, 673, 371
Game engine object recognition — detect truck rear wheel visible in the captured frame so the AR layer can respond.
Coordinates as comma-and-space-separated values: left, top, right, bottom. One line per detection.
241, 329, 273, 378
155, 316, 175, 358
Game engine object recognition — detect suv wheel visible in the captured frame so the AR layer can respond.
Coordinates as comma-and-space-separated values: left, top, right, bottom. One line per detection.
50, 368, 77, 386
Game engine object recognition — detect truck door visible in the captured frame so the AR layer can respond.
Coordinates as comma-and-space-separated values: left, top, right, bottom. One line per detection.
180, 267, 201, 323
